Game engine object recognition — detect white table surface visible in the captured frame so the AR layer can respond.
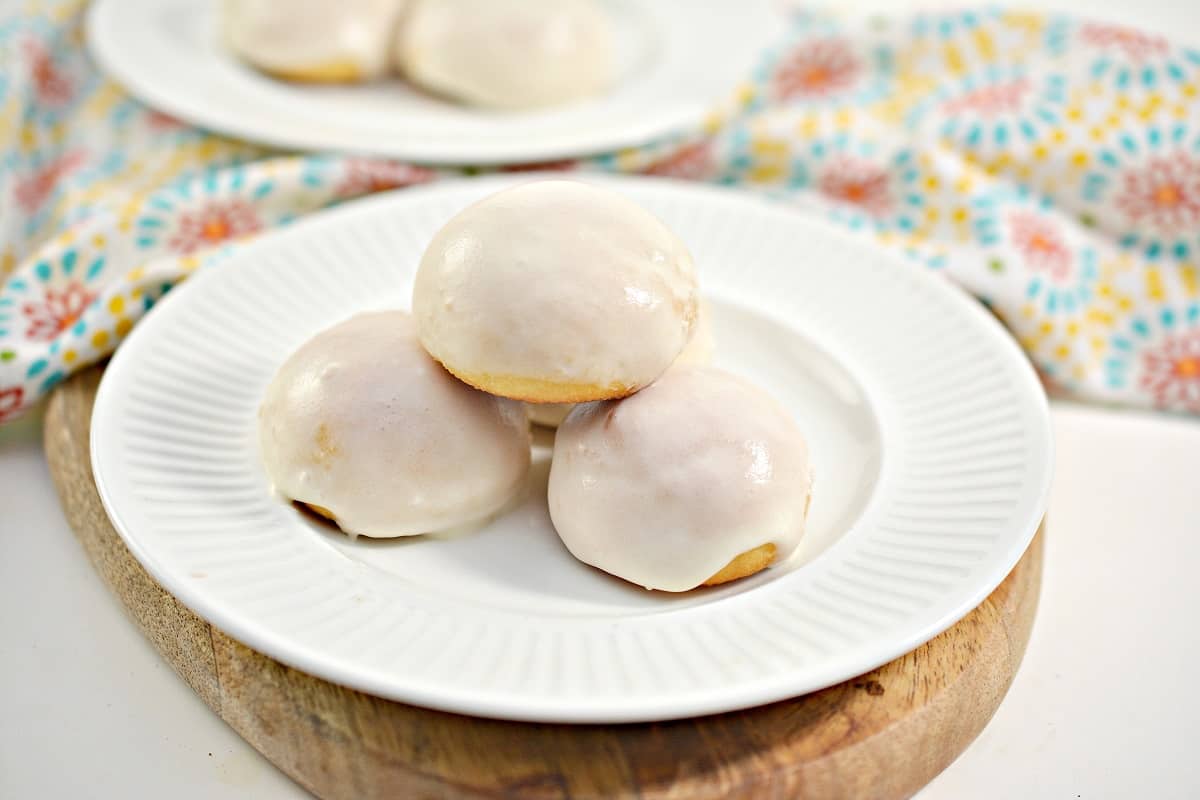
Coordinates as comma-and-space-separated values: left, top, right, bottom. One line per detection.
5, 1, 1200, 798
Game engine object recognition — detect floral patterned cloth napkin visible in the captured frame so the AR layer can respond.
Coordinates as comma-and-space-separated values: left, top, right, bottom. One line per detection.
2, 2, 1199, 424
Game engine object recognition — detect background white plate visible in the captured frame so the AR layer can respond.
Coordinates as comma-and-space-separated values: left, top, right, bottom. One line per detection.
86, 0, 778, 164
91, 175, 1051, 723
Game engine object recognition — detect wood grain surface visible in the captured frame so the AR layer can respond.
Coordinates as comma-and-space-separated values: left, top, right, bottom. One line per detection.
45, 365, 1044, 800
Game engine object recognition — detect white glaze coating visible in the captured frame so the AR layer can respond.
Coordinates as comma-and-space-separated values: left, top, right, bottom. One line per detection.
525, 297, 714, 428
259, 311, 531, 538
413, 180, 698, 399
224, 0, 405, 80
675, 296, 715, 367
395, 0, 613, 110
548, 366, 812, 591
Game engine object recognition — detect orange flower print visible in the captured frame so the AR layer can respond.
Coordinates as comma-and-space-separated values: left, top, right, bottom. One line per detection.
942, 79, 1031, 117
0, 386, 25, 423
1009, 212, 1072, 281
14, 150, 86, 213
23, 39, 72, 107
1115, 155, 1200, 234
1079, 23, 1168, 62
335, 159, 436, 197
772, 39, 860, 100
167, 199, 263, 254
1140, 329, 1200, 412
22, 282, 96, 341
145, 109, 186, 131
641, 142, 714, 180
817, 156, 892, 216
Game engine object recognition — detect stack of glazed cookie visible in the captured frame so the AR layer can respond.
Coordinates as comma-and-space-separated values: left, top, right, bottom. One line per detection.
223, 0, 614, 110
259, 180, 814, 592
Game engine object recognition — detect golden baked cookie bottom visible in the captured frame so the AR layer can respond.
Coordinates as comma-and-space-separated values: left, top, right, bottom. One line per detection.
443, 365, 636, 404
702, 542, 777, 587
300, 501, 339, 523
259, 60, 366, 84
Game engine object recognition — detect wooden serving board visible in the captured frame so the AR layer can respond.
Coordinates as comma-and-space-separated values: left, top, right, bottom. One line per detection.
45, 365, 1044, 800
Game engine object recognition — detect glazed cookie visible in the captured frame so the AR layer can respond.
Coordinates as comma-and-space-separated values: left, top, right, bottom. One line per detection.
224, 0, 405, 83
395, 0, 613, 109
413, 180, 699, 403
525, 297, 715, 429
548, 365, 813, 591
259, 311, 531, 538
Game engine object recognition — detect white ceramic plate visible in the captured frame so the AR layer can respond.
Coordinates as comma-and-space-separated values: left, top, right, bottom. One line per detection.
92, 175, 1052, 723
86, 0, 777, 164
